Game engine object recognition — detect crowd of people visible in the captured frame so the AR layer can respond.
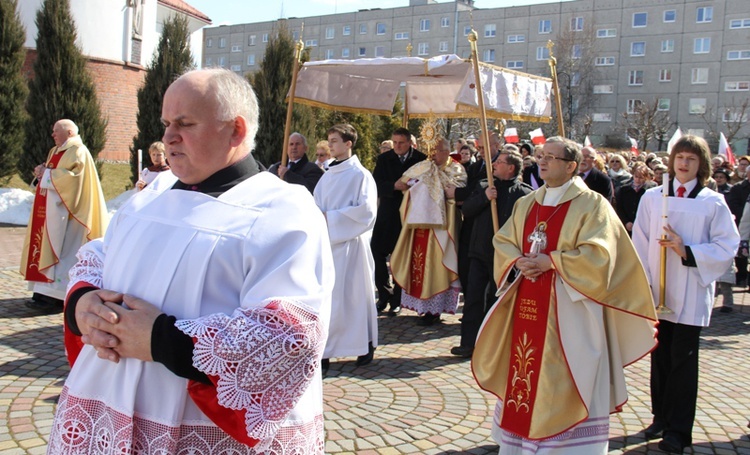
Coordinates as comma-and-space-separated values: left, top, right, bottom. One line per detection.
18, 67, 745, 454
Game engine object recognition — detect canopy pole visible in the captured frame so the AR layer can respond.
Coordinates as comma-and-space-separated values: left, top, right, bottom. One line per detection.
546, 40, 565, 139
281, 30, 305, 167
468, 29, 499, 233
402, 93, 409, 127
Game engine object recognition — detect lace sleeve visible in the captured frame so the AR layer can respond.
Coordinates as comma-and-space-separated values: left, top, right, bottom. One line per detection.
175, 298, 324, 442
67, 240, 105, 293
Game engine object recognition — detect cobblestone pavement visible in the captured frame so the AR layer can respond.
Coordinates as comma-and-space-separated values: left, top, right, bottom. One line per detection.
0, 225, 748, 454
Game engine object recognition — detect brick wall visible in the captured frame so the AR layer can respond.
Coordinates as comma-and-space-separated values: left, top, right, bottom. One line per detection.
22, 50, 146, 162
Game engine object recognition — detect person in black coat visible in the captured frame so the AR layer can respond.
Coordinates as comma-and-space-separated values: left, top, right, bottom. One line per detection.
371, 127, 427, 314
615, 164, 655, 236
726, 171, 750, 286
267, 132, 324, 194
522, 144, 545, 190
580, 146, 614, 203
451, 150, 532, 357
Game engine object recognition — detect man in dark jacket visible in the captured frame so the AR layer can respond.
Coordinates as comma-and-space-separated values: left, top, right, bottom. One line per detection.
451, 150, 532, 357
580, 146, 614, 203
727, 170, 750, 286
371, 127, 427, 314
267, 132, 324, 194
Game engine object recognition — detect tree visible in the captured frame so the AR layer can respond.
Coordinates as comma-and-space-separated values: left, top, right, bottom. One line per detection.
0, 0, 28, 180
700, 97, 750, 145
619, 98, 674, 151
130, 15, 193, 182
313, 109, 379, 171
20, 0, 107, 183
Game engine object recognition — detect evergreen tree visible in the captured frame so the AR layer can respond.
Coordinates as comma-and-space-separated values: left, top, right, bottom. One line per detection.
314, 110, 379, 171
20, 0, 107, 183
0, 0, 28, 179
130, 15, 193, 183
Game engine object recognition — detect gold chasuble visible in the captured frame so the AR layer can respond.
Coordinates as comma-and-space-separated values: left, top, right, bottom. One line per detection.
20, 137, 108, 282
472, 178, 657, 440
391, 159, 466, 310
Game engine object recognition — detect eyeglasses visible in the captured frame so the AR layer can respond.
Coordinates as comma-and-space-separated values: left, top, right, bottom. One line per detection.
539, 154, 575, 163
609, 160, 619, 164
495, 160, 510, 165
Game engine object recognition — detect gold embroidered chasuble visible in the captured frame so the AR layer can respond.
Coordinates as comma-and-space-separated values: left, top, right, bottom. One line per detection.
472, 177, 657, 440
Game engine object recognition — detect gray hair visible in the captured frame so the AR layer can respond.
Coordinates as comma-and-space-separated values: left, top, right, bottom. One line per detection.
290, 132, 308, 147
56, 119, 79, 136
502, 151, 524, 178
547, 136, 582, 170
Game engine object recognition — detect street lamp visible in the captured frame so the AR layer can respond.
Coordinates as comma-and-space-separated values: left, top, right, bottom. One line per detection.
556, 71, 574, 139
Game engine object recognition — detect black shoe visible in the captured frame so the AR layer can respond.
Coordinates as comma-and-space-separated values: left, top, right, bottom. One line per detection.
658, 432, 686, 453
355, 342, 375, 366
321, 358, 330, 375
643, 421, 666, 440
376, 300, 388, 313
720, 306, 733, 313
450, 345, 474, 358
387, 305, 401, 316
416, 313, 440, 326
25, 299, 64, 315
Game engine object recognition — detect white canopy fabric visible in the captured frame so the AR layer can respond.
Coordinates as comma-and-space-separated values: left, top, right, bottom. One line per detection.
292, 54, 552, 122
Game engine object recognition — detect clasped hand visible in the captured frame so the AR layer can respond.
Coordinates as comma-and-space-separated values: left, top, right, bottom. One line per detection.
75, 290, 163, 363
516, 253, 552, 280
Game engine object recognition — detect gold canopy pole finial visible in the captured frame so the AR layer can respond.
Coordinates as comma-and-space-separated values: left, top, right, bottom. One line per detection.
546, 40, 565, 138
406, 42, 413, 57
468, 28, 499, 233
281, 25, 305, 168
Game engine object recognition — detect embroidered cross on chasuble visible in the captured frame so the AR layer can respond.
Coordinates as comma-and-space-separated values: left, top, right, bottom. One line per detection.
500, 200, 580, 439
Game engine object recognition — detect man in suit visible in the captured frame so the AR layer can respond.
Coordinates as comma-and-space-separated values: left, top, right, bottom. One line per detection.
371, 127, 427, 314
522, 144, 545, 190
579, 146, 613, 203
267, 132, 324, 194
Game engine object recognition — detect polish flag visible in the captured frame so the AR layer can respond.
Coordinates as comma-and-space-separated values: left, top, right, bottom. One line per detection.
629, 136, 639, 155
529, 128, 546, 145
583, 136, 592, 147
504, 128, 519, 143
667, 127, 683, 154
720, 132, 736, 167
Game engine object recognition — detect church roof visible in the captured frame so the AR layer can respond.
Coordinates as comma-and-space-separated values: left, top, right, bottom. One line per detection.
157, 0, 211, 24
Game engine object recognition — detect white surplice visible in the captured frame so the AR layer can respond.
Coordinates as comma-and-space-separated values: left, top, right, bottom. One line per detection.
48, 172, 334, 454
313, 155, 378, 358
632, 182, 738, 326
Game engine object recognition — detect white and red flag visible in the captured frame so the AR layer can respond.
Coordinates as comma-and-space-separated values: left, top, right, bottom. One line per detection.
504, 128, 519, 143
529, 128, 546, 145
667, 127, 683, 154
583, 136, 592, 147
720, 132, 736, 167
629, 136, 639, 155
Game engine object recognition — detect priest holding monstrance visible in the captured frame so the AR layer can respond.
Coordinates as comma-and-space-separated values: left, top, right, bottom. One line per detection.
472, 136, 658, 454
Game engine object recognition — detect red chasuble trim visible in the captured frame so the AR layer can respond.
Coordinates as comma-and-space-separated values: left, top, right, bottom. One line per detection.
23, 150, 66, 282
499, 201, 572, 438
407, 228, 430, 297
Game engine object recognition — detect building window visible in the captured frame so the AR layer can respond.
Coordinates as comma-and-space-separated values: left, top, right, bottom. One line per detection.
377, 23, 386, 35
248, 35, 256, 46
664, 10, 676, 22
689, 98, 706, 114
359, 24, 367, 34
631, 41, 645, 56
230, 65, 241, 72
593, 85, 614, 94
661, 39, 674, 53
441, 17, 450, 27
420, 19, 431, 32
725, 81, 750, 91
325, 49, 334, 59
305, 39, 318, 47
633, 12, 647, 27
218, 56, 226, 67
293, 31, 299, 41
691, 68, 708, 84
507, 34, 525, 43
570, 17, 584, 31
571, 72, 581, 87
696, 7, 712, 23
358, 47, 366, 57
395, 32, 410, 40
657, 98, 671, 111
596, 28, 616, 38
483, 49, 495, 62
595, 56, 615, 66
507, 60, 524, 69
730, 19, 750, 29
439, 41, 449, 52
262, 33, 268, 43
659, 69, 672, 82
206, 38, 213, 48
231, 45, 241, 52
728, 50, 750, 60
628, 70, 644, 86
342, 48, 350, 58
536, 46, 550, 60
693, 37, 710, 54
572, 45, 582, 59
205, 57, 212, 66
539, 19, 551, 34
375, 46, 384, 57
343, 25, 351, 36
418, 42, 429, 56
464, 25, 472, 36
627, 99, 643, 114
325, 27, 335, 39
724, 111, 749, 123
485, 24, 496, 37
592, 113, 612, 122
218, 38, 226, 48
247, 54, 255, 66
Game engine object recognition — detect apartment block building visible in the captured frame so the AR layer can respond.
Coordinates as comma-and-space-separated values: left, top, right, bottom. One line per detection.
203, 0, 750, 151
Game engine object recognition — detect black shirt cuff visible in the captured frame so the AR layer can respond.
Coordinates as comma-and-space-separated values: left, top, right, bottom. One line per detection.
151, 314, 211, 384
681, 246, 697, 267
65, 286, 99, 336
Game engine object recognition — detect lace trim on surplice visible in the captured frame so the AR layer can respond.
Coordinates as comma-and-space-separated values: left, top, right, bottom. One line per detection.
67, 247, 104, 292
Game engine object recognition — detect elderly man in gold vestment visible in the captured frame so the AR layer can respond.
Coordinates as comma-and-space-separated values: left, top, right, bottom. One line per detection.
472, 136, 657, 454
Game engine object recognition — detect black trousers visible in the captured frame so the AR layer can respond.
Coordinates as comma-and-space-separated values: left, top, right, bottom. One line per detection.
459, 257, 496, 348
650, 320, 702, 446
372, 247, 401, 307
735, 256, 747, 287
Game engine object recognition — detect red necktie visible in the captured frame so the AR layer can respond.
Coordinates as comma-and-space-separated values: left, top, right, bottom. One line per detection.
676, 186, 686, 198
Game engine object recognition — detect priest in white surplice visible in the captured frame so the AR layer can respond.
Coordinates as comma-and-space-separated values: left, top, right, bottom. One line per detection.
632, 135, 738, 454
48, 69, 334, 454
314, 124, 378, 371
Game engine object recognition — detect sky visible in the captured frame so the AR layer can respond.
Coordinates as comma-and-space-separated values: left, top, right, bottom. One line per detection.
187, 0, 570, 27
